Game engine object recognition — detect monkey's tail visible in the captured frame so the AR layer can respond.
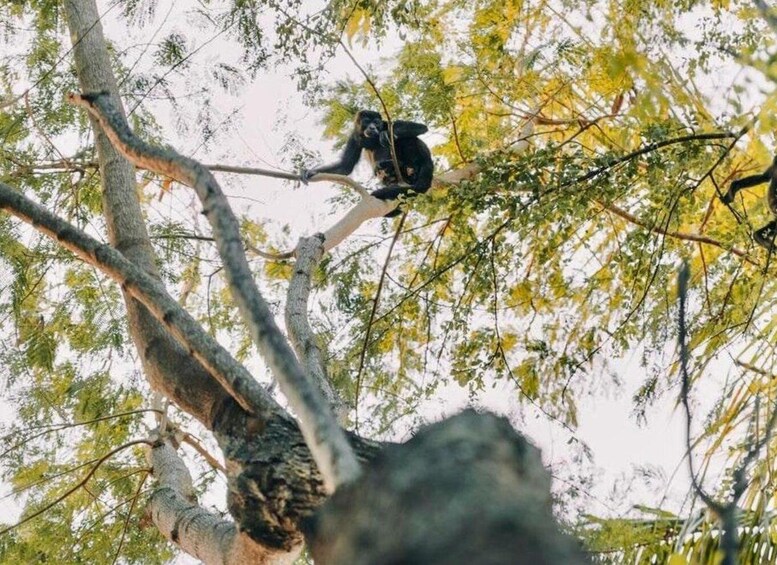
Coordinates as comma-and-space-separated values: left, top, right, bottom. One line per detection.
246, 243, 294, 261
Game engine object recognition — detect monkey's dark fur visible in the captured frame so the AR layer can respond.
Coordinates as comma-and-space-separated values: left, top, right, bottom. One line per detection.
721, 156, 777, 250
302, 110, 433, 217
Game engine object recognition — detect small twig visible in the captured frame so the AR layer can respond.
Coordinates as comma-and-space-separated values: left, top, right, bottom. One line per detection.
206, 164, 369, 197
570, 130, 744, 188
0, 408, 161, 450
180, 433, 226, 474
0, 439, 151, 536
733, 359, 775, 379
354, 212, 407, 432
110, 470, 150, 565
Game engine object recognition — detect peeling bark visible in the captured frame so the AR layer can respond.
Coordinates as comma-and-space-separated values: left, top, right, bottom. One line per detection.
213, 407, 384, 551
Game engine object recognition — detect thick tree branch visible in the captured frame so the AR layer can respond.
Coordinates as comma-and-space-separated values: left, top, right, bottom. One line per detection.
0, 181, 281, 420
306, 411, 587, 565
321, 195, 399, 252
146, 434, 300, 565
63, 0, 232, 429
285, 235, 349, 423
68, 92, 360, 492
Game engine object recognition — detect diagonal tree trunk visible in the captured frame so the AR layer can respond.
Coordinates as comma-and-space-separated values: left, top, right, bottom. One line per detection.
62, 0, 308, 560
62, 0, 230, 428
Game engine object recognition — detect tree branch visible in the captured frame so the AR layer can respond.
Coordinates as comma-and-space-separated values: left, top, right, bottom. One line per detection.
0, 181, 281, 419
677, 262, 724, 515
285, 235, 349, 423
0, 439, 150, 536
677, 262, 777, 565
146, 434, 299, 565
354, 213, 407, 431
67, 91, 360, 492
600, 200, 756, 264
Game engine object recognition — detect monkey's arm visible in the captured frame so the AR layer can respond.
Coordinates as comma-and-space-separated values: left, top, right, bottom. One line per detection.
721, 172, 770, 203
301, 136, 362, 183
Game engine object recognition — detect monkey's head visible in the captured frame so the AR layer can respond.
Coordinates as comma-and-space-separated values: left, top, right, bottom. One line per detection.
355, 110, 383, 140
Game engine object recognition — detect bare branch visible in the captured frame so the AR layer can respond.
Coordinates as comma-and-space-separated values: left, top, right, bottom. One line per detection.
68, 91, 359, 492
677, 261, 725, 515
601, 201, 756, 265
0, 181, 281, 419
180, 433, 227, 474
146, 434, 299, 564
110, 470, 149, 565
285, 235, 349, 423
204, 164, 369, 197
322, 195, 399, 252
677, 262, 777, 565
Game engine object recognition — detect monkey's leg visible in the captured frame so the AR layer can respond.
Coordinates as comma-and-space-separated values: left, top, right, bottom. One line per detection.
753, 220, 777, 250
722, 174, 769, 204
371, 185, 408, 218
768, 180, 777, 216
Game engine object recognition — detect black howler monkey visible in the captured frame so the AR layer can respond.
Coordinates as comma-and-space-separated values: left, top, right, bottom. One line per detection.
721, 156, 777, 250
301, 110, 434, 217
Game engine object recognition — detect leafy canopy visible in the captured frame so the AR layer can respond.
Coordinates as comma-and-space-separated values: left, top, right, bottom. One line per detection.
0, 0, 776, 562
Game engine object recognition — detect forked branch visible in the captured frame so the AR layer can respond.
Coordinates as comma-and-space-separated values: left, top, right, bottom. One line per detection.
68, 91, 360, 492
146, 432, 299, 564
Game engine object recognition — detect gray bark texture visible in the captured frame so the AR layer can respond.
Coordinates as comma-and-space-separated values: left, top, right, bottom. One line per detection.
68, 90, 360, 492
306, 410, 587, 565
63, 0, 232, 428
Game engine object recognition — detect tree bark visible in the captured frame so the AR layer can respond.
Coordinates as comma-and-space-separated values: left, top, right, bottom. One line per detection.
286, 235, 349, 423
146, 435, 296, 565
306, 410, 587, 565
62, 0, 233, 429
